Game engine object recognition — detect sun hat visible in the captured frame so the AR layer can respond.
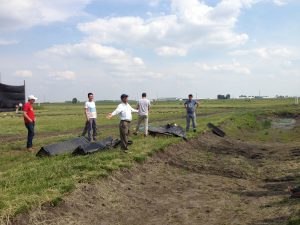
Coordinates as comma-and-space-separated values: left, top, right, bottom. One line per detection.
28, 95, 38, 101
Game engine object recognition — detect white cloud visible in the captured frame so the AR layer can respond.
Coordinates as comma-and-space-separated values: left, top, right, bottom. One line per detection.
77, 0, 254, 56
273, 0, 288, 6
43, 42, 144, 67
49, 71, 76, 80
196, 61, 251, 74
230, 47, 296, 59
0, 0, 91, 32
0, 39, 19, 46
15, 70, 33, 77
155, 46, 187, 56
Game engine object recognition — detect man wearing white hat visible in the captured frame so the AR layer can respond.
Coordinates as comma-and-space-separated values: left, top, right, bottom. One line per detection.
23, 95, 37, 152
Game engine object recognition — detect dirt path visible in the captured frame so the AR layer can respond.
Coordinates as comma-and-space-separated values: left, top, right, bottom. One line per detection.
10, 133, 300, 225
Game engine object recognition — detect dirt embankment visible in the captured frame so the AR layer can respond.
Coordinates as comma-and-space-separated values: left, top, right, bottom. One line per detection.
10, 132, 300, 225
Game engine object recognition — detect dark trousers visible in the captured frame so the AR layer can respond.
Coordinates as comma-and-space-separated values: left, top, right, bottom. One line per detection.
186, 113, 197, 131
119, 120, 130, 150
87, 118, 97, 141
25, 122, 35, 148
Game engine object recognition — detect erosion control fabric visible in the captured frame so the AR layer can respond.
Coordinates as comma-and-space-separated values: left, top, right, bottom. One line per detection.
0, 82, 25, 112
73, 137, 121, 155
207, 123, 226, 137
36, 136, 90, 157
148, 124, 187, 140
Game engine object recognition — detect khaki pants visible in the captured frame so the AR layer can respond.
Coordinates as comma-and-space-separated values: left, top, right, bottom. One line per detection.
119, 120, 130, 150
136, 115, 149, 135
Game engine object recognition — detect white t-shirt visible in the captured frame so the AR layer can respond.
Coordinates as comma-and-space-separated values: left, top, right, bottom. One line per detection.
138, 98, 150, 116
85, 101, 97, 119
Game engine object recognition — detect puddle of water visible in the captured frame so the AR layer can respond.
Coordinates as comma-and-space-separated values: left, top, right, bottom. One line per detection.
271, 118, 296, 130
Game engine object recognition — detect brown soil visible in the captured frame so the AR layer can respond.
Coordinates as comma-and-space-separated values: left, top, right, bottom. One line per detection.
10, 132, 300, 225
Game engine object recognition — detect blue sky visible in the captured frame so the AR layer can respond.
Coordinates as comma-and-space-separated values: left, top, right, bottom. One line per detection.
0, 0, 299, 101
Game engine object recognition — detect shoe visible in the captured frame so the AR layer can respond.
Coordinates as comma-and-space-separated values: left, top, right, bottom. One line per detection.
193, 129, 196, 132
26, 148, 35, 152
121, 148, 129, 153
127, 140, 133, 145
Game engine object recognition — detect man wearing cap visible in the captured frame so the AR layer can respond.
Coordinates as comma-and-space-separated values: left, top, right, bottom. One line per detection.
107, 94, 138, 152
23, 95, 37, 152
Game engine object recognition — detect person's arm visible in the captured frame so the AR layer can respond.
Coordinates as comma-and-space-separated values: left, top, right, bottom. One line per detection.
84, 103, 89, 121
136, 102, 139, 110
130, 105, 138, 113
184, 101, 187, 109
107, 105, 121, 119
23, 107, 33, 123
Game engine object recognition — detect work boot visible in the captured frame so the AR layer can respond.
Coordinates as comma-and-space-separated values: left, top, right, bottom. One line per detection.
26, 148, 35, 152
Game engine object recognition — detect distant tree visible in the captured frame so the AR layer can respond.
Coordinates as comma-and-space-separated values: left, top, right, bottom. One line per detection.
72, 98, 78, 104
217, 95, 226, 99
226, 94, 231, 99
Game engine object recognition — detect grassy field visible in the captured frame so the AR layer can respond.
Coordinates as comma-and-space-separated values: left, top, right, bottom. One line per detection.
0, 98, 299, 223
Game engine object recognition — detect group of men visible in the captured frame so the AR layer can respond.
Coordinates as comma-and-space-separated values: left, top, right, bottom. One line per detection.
22, 93, 199, 153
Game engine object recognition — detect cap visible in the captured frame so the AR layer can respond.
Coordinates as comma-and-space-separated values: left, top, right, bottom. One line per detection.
28, 95, 38, 101
120, 94, 128, 99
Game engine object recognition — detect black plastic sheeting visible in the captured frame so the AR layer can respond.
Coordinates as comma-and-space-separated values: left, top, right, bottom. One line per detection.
0, 83, 25, 111
36, 136, 89, 157
73, 137, 121, 155
148, 124, 187, 140
207, 123, 226, 137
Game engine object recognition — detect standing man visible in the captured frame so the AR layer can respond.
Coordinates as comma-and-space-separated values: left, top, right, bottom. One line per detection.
107, 94, 138, 152
134, 92, 151, 136
85, 93, 97, 141
23, 95, 38, 152
184, 94, 199, 132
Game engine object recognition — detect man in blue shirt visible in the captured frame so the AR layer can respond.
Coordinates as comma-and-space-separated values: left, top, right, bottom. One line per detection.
184, 94, 199, 132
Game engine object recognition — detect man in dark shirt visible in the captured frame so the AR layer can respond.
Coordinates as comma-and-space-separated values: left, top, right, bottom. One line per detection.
184, 94, 199, 132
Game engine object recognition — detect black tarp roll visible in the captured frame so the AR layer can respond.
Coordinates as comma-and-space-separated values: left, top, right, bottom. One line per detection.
207, 123, 226, 137
148, 124, 187, 140
72, 137, 121, 155
36, 136, 90, 157
0, 82, 25, 111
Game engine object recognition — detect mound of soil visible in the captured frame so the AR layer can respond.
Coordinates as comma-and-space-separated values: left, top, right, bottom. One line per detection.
10, 133, 300, 225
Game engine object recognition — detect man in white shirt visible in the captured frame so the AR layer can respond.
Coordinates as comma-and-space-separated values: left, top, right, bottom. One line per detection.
107, 94, 138, 152
134, 92, 151, 136
84, 93, 97, 141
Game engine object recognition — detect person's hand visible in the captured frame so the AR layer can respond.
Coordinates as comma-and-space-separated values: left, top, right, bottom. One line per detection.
106, 113, 112, 119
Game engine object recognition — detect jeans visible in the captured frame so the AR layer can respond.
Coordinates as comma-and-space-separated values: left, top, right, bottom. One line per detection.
136, 115, 149, 135
186, 113, 196, 131
87, 118, 97, 141
25, 122, 35, 148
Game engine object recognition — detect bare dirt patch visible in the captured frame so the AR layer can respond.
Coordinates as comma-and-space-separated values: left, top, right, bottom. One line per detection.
9, 132, 300, 225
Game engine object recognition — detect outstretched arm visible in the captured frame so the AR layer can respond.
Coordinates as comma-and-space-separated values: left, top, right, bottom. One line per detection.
107, 105, 121, 119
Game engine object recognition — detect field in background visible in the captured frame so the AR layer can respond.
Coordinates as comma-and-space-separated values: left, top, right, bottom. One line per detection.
0, 98, 299, 223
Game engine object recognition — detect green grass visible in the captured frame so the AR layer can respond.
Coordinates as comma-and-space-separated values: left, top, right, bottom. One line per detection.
0, 98, 299, 221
